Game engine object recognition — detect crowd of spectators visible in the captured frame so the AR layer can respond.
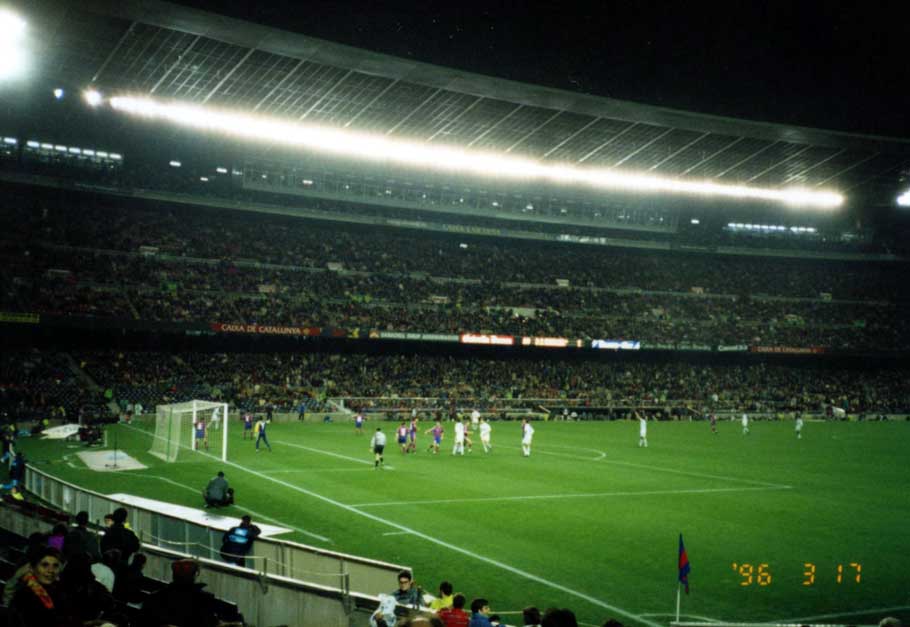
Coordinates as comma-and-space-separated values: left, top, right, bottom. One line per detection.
2, 190, 908, 352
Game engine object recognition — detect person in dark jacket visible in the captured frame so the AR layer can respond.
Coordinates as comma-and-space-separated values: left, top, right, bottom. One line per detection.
203, 471, 233, 508
64, 510, 101, 562
139, 559, 220, 627
220, 515, 261, 568
100, 506, 139, 566
7, 547, 64, 627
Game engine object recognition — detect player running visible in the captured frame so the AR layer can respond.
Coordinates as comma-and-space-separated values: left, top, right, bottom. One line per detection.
637, 411, 648, 448
370, 427, 386, 469
452, 418, 466, 455
397, 422, 409, 454
425, 421, 444, 454
406, 416, 419, 453
242, 412, 253, 440
479, 417, 492, 453
709, 412, 717, 435
741, 412, 750, 435
795, 414, 804, 439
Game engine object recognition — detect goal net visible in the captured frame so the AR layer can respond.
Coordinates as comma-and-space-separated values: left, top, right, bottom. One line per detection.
150, 400, 229, 462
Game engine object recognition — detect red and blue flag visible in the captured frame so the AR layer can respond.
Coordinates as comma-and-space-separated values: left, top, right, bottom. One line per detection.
678, 534, 690, 594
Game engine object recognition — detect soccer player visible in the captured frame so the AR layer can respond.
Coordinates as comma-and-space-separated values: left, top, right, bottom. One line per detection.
397, 422, 409, 454
452, 418, 466, 455
741, 412, 750, 435
354, 412, 364, 435
521, 418, 534, 457
709, 412, 718, 435
370, 427, 386, 469
255, 416, 272, 452
637, 411, 648, 448
479, 417, 492, 453
242, 412, 253, 440
425, 421, 443, 454
406, 416, 419, 453
795, 414, 804, 439
209, 406, 221, 431
195, 419, 208, 451
470, 408, 481, 432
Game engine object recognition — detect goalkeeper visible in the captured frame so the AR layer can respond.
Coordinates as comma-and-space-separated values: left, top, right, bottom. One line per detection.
203, 471, 234, 508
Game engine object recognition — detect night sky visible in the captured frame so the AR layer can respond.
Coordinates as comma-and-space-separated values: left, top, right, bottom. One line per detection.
174, 1, 909, 139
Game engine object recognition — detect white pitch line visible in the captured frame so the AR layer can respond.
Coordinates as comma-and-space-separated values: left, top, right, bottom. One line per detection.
263, 468, 379, 474
273, 440, 395, 470
351, 485, 792, 508
778, 605, 910, 623
498, 444, 606, 461
143, 475, 333, 544
599, 458, 791, 489
640, 612, 721, 622
117, 423, 660, 627
381, 531, 413, 536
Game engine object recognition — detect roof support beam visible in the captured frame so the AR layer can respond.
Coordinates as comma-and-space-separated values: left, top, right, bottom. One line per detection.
505, 110, 564, 153
150, 35, 200, 94
385, 88, 442, 135
427, 96, 484, 141
578, 122, 637, 163
343, 79, 400, 128
91, 21, 136, 84
713, 140, 778, 178
612, 127, 674, 167
649, 132, 708, 171
542, 117, 601, 159
783, 148, 845, 184
466, 104, 523, 147
746, 145, 812, 182
253, 58, 306, 111
814, 153, 878, 186
299, 69, 354, 120
680, 136, 744, 175
202, 47, 257, 104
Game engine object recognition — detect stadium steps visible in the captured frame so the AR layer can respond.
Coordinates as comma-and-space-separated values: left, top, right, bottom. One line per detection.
63, 352, 102, 393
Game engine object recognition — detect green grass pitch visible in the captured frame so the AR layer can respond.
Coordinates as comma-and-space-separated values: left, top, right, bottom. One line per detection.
16, 418, 910, 627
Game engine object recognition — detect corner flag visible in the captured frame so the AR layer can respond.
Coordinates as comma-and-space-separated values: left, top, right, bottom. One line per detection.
678, 533, 691, 594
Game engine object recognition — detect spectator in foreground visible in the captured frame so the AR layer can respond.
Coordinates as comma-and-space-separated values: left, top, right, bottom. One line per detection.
220, 515, 261, 567
428, 580, 454, 611
139, 559, 220, 627
522, 606, 542, 626
7, 547, 64, 627
2, 532, 47, 606
438, 593, 470, 627
469, 598, 493, 627
92, 549, 120, 593
46, 523, 68, 552
542, 608, 578, 627
393, 569, 422, 607
101, 507, 139, 566
64, 510, 102, 562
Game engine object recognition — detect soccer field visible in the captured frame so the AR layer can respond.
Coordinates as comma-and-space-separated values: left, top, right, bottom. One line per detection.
17, 418, 910, 627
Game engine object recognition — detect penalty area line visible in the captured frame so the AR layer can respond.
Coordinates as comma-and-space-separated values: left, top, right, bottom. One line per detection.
351, 485, 792, 508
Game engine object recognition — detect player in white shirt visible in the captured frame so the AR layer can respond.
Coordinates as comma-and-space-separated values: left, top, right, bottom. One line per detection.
521, 418, 534, 457
637, 411, 648, 448
470, 408, 481, 431
452, 418, 466, 455
479, 418, 492, 453
795, 415, 804, 439
741, 413, 750, 435
210, 406, 222, 431
370, 427, 387, 469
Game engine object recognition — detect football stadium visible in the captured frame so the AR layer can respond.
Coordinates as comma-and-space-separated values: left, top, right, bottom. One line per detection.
1, 2, 909, 627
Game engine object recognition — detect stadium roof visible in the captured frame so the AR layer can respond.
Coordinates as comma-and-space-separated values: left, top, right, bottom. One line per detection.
13, 0, 910, 208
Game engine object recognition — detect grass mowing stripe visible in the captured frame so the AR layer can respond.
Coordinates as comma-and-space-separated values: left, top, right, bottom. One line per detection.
274, 439, 396, 470
120, 422, 661, 627
349, 485, 792, 508
599, 458, 792, 489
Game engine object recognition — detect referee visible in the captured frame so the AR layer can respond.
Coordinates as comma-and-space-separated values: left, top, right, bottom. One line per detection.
370, 427, 386, 469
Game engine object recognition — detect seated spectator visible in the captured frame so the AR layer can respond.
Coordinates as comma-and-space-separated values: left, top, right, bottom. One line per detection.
64, 510, 102, 562
370, 593, 398, 627
542, 608, 578, 627
57, 551, 115, 624
523, 606, 542, 626
92, 549, 120, 594
393, 569, 422, 607
6, 547, 64, 627
469, 598, 493, 627
438, 593, 470, 627
203, 471, 233, 508
2, 532, 47, 606
428, 580, 454, 611
139, 558, 219, 627
113, 552, 148, 604
100, 507, 139, 566
46, 523, 68, 552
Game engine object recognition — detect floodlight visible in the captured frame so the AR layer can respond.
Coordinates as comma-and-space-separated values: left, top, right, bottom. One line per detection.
83, 89, 103, 107
26, 140, 38, 148
200, 176, 209, 182
0, 10, 26, 81
2, 137, 16, 145
83, 149, 95, 156
169, 160, 181, 167
216, 167, 228, 174
54, 145, 67, 152
109, 153, 121, 160
96, 151, 108, 158
690, 218, 700, 225
898, 191, 910, 207
107, 95, 846, 209
40, 143, 52, 150
67, 147, 81, 154
53, 88, 64, 100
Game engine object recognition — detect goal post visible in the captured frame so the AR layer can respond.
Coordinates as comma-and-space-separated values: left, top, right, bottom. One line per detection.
150, 400, 229, 462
